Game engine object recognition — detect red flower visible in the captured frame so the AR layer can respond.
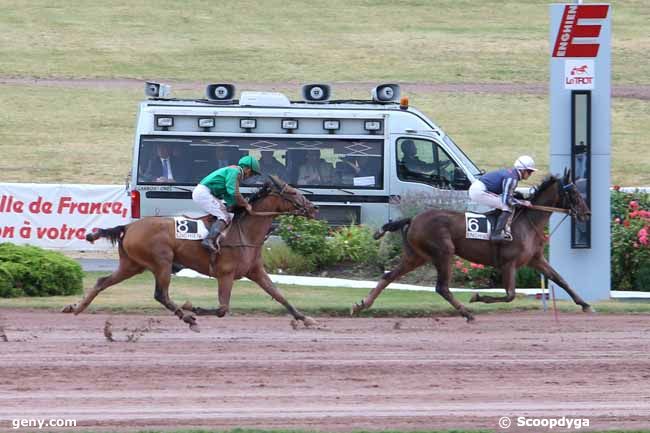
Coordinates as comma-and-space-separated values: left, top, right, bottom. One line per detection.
629, 201, 639, 210
613, 185, 621, 191
461, 267, 469, 274
623, 219, 630, 227
455, 260, 463, 269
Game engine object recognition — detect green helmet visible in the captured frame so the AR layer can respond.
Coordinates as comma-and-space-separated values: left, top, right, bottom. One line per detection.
238, 155, 261, 174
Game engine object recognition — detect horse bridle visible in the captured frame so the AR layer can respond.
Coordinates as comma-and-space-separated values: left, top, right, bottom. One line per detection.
527, 179, 578, 217
558, 179, 580, 217
247, 182, 312, 217
522, 178, 578, 242
270, 183, 312, 216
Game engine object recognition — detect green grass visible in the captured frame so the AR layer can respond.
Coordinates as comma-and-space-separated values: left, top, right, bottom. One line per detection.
1, 271, 649, 316
1, 1, 648, 85
1, 84, 648, 185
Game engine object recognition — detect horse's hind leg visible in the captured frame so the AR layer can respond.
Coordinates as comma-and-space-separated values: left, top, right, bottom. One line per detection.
433, 256, 474, 321
185, 274, 234, 317
352, 253, 426, 315
470, 262, 517, 304
529, 257, 592, 312
151, 265, 199, 332
62, 257, 144, 314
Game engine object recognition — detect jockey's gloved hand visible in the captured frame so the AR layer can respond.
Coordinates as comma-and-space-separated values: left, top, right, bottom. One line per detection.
518, 200, 532, 208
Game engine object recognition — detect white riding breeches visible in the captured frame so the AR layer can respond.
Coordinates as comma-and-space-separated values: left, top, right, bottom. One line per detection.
192, 184, 234, 223
469, 181, 512, 212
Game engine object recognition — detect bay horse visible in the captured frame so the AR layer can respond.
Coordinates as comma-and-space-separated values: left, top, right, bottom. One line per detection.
62, 176, 319, 331
352, 170, 592, 321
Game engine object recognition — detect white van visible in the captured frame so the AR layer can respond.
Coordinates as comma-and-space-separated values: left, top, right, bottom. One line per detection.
129, 82, 482, 225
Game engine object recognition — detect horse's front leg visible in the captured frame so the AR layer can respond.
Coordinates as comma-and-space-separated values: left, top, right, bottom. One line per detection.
470, 262, 517, 304
529, 256, 592, 312
247, 265, 318, 327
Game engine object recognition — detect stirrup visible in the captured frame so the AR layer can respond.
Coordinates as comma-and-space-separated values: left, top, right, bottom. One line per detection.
492, 231, 512, 242
201, 237, 217, 253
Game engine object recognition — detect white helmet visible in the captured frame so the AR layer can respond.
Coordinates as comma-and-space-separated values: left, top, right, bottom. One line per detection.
514, 155, 538, 172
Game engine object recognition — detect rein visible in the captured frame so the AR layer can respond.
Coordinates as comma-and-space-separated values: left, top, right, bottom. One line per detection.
529, 204, 572, 214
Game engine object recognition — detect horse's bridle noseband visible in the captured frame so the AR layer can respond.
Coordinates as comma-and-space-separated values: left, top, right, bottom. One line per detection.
269, 183, 312, 217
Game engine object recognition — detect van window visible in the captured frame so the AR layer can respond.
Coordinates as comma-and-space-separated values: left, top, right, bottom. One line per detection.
138, 136, 384, 189
396, 138, 469, 189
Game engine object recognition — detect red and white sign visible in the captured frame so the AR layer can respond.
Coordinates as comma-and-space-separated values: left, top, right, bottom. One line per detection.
564, 59, 595, 89
0, 184, 130, 250
552, 4, 609, 57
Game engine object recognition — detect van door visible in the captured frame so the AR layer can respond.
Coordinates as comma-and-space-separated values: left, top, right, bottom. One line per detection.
388, 135, 471, 220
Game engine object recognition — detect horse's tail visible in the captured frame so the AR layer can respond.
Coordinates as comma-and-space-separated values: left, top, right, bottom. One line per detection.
86, 225, 127, 246
373, 218, 412, 240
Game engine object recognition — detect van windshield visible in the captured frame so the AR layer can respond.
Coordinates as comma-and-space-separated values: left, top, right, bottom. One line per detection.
442, 135, 482, 176
137, 136, 384, 189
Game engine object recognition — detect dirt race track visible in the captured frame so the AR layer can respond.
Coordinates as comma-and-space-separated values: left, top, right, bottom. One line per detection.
1, 309, 650, 432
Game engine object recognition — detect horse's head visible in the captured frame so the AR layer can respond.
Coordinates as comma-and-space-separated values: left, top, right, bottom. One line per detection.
530, 169, 590, 221
558, 168, 591, 222
254, 175, 318, 218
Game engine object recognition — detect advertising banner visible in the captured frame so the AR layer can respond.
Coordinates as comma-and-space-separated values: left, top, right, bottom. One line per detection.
0, 184, 130, 250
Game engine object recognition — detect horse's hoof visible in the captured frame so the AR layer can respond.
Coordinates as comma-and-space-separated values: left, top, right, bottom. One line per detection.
189, 323, 201, 333
290, 319, 299, 330
61, 304, 75, 314
583, 305, 596, 313
303, 316, 319, 327
216, 306, 228, 317
181, 301, 194, 311
465, 314, 475, 323
469, 293, 480, 303
350, 301, 364, 316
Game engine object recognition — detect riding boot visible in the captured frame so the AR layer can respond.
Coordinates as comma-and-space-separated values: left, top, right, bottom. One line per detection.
201, 220, 226, 253
491, 211, 513, 242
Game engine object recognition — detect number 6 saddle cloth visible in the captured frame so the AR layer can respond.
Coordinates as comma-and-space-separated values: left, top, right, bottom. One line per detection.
464, 211, 501, 240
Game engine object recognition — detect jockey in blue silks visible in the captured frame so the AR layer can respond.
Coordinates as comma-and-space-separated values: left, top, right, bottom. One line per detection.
469, 155, 538, 241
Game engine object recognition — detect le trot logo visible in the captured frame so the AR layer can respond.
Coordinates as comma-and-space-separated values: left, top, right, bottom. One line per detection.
552, 4, 609, 58
565, 59, 595, 90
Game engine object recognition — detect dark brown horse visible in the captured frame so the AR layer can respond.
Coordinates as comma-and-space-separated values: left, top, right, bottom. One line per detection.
62, 176, 319, 331
352, 170, 592, 321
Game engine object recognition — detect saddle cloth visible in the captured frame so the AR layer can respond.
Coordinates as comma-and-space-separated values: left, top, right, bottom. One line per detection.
173, 217, 209, 240
464, 212, 497, 240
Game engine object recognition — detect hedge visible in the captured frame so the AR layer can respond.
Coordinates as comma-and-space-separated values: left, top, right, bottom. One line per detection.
0, 243, 83, 298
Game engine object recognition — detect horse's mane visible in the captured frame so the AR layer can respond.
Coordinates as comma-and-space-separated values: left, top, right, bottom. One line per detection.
529, 174, 559, 202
